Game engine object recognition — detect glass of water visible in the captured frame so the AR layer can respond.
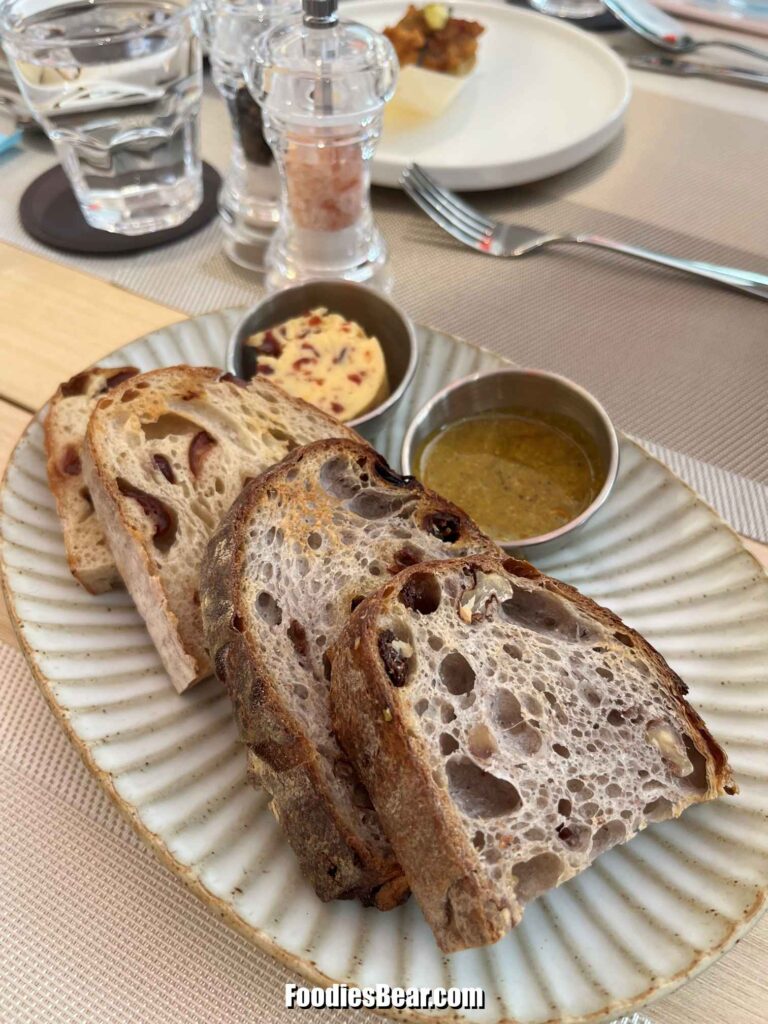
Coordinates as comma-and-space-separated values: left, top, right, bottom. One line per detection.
0, 0, 204, 235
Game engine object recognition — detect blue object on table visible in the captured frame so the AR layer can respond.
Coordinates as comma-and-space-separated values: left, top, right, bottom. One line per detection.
0, 128, 22, 154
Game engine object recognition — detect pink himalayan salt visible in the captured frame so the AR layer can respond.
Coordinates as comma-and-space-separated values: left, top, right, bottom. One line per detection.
284, 141, 364, 232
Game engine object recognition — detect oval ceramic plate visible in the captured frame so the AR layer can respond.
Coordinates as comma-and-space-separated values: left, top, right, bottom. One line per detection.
343, 0, 632, 189
2, 314, 768, 1024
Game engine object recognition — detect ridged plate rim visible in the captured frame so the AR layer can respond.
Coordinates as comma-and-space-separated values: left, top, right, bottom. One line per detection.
1, 310, 767, 1024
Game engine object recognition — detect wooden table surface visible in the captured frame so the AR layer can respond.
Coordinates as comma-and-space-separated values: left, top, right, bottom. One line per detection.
1, 236, 766, 1024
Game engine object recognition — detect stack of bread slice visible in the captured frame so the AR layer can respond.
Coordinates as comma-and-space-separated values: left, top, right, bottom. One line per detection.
200, 438, 499, 906
44, 362, 736, 952
199, 436, 735, 949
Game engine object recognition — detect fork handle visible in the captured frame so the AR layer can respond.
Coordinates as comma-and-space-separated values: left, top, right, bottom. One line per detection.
567, 234, 768, 300
695, 39, 768, 64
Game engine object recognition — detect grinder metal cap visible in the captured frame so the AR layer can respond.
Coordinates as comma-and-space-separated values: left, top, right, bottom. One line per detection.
303, 0, 338, 22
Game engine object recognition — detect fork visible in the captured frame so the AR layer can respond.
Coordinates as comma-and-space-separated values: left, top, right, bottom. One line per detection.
401, 165, 768, 301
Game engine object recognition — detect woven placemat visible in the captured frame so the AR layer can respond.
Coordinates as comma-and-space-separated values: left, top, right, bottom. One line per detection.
2, 51, 766, 500
0, 641, 381, 1024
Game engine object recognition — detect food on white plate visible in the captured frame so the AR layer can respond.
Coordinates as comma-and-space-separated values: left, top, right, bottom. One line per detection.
330, 556, 736, 952
383, 4, 485, 120
81, 365, 354, 693
390, 64, 469, 120
384, 4, 484, 75
44, 365, 138, 594
245, 308, 389, 422
200, 437, 499, 906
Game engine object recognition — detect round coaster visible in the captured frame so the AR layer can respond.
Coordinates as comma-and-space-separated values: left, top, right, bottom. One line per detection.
19, 162, 221, 255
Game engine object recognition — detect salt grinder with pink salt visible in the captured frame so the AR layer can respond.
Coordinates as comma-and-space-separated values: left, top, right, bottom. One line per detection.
248, 0, 397, 290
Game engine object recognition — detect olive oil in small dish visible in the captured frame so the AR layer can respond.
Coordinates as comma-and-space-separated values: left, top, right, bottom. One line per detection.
416, 409, 605, 543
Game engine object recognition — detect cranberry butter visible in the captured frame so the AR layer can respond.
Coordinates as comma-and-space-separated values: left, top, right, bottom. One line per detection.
245, 308, 389, 422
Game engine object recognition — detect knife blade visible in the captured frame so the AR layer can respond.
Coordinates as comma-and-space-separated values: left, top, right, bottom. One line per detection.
628, 53, 768, 89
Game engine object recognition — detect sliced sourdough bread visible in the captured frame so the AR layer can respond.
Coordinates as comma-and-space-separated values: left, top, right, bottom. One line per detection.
330, 555, 736, 952
45, 366, 139, 594
200, 438, 500, 905
82, 366, 354, 692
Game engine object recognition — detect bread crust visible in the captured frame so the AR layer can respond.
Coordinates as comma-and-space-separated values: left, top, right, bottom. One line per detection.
45, 366, 138, 593
330, 555, 737, 952
83, 365, 354, 693
200, 438, 500, 904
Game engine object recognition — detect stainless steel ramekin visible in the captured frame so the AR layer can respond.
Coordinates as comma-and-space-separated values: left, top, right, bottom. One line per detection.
401, 368, 620, 555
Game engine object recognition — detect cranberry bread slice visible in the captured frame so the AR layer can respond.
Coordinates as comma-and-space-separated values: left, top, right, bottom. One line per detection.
330, 556, 736, 952
45, 366, 139, 594
82, 366, 354, 693
200, 438, 500, 905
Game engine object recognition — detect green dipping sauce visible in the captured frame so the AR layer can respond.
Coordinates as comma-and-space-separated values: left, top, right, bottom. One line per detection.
415, 409, 604, 542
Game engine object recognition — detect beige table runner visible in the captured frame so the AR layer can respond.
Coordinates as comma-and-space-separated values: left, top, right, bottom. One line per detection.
3, 632, 768, 1024
374, 87, 768, 487
0, 641, 381, 1024
0, 50, 766, 494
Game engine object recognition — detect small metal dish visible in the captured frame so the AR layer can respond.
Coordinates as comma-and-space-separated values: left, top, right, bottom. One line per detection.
401, 368, 620, 555
227, 280, 418, 439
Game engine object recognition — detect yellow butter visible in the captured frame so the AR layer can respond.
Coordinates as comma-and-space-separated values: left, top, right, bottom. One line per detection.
246, 308, 389, 422
387, 65, 468, 122
423, 2, 450, 30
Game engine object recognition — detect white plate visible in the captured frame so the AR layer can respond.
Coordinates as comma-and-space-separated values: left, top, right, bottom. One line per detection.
343, 0, 632, 189
2, 314, 768, 1024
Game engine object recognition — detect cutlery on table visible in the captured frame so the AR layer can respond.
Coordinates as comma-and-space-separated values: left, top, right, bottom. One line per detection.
628, 52, 768, 88
602, 0, 768, 63
401, 165, 768, 302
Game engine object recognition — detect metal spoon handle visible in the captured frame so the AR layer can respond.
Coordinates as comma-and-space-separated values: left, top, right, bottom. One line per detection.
603, 0, 682, 47
568, 234, 768, 300
695, 39, 768, 63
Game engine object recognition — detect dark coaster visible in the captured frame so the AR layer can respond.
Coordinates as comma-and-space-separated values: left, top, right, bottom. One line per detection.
19, 161, 221, 255
506, 0, 621, 31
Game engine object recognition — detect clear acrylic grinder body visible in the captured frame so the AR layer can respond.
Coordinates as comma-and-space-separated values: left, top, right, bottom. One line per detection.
248, 0, 397, 290
207, 0, 301, 267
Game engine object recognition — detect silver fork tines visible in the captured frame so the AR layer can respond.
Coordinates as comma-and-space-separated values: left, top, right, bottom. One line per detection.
406, 165, 494, 233
400, 163, 768, 300
402, 165, 494, 251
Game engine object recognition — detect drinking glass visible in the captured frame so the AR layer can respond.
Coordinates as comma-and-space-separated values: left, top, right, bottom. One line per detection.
0, 0, 204, 235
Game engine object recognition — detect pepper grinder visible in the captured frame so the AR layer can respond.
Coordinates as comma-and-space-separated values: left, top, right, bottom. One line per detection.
207, 0, 301, 270
247, 0, 397, 290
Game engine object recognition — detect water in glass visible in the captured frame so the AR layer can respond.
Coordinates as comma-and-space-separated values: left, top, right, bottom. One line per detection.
1, 0, 203, 234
